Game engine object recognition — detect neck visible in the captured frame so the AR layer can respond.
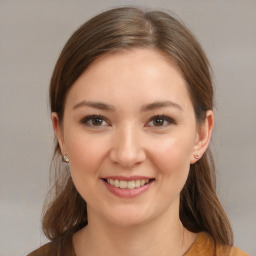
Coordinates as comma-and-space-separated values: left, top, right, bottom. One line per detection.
73, 202, 196, 256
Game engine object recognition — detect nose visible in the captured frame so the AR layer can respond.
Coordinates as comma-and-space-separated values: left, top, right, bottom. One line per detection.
109, 126, 146, 168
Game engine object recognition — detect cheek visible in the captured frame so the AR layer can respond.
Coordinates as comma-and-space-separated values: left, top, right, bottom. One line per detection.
152, 138, 193, 205
64, 133, 110, 203
154, 138, 193, 166
65, 132, 108, 177
149, 134, 194, 177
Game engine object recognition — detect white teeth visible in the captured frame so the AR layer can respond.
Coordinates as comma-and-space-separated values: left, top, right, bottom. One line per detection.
135, 180, 140, 188
128, 181, 135, 189
119, 180, 127, 188
107, 179, 150, 189
114, 180, 119, 187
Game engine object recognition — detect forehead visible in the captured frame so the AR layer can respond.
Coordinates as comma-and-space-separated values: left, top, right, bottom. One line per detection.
65, 48, 193, 112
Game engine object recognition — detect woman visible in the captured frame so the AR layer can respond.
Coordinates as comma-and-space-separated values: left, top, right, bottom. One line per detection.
28, 7, 248, 256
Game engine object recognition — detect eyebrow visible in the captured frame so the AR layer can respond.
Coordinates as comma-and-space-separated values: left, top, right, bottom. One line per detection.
73, 100, 115, 111
141, 101, 183, 112
73, 100, 183, 112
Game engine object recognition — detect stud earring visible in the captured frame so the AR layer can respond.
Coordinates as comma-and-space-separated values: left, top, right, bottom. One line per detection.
194, 155, 200, 160
62, 154, 69, 163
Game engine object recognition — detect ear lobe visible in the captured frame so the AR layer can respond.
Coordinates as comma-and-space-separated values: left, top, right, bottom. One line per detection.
190, 110, 214, 164
51, 112, 66, 155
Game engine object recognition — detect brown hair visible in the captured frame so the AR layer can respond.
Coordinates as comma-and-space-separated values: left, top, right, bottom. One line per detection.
43, 6, 233, 245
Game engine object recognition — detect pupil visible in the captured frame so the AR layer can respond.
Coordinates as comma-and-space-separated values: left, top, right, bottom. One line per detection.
92, 118, 102, 126
154, 118, 164, 126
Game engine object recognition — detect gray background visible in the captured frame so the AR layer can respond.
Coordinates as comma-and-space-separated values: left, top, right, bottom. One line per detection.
0, 0, 255, 255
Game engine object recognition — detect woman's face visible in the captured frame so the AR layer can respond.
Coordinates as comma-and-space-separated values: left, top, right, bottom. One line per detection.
53, 48, 213, 226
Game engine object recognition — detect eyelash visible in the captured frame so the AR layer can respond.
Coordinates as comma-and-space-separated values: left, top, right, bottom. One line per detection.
80, 115, 176, 128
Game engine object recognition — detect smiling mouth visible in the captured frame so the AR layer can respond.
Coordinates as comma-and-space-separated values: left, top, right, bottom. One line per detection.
103, 178, 154, 189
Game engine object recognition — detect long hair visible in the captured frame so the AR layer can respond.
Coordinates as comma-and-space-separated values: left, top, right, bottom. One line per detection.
43, 6, 233, 245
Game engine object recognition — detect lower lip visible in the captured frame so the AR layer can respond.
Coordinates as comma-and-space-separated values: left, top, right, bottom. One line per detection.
103, 180, 153, 198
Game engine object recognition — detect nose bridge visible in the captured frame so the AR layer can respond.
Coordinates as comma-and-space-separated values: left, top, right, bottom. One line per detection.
109, 123, 146, 167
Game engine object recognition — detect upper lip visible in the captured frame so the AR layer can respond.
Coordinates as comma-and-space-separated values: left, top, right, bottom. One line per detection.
102, 176, 154, 181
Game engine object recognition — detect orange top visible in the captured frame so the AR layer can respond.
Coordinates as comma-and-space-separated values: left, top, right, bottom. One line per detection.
184, 232, 249, 256
27, 232, 249, 256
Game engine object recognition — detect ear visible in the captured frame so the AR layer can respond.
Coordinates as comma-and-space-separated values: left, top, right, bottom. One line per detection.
51, 112, 66, 155
190, 110, 214, 164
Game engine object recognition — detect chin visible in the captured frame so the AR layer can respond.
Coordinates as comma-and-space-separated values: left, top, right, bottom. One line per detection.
108, 215, 149, 228
103, 207, 152, 227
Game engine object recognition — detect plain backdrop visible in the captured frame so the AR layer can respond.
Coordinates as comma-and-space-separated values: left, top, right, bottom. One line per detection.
0, 1, 255, 255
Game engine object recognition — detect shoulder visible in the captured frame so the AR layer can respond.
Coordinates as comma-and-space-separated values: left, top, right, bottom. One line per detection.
27, 241, 55, 256
217, 244, 250, 256
27, 235, 75, 256
185, 232, 249, 256
230, 247, 250, 256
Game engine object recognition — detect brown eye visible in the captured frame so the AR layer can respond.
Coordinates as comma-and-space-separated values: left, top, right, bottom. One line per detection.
91, 117, 104, 126
81, 115, 108, 127
147, 115, 175, 127
152, 117, 165, 126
